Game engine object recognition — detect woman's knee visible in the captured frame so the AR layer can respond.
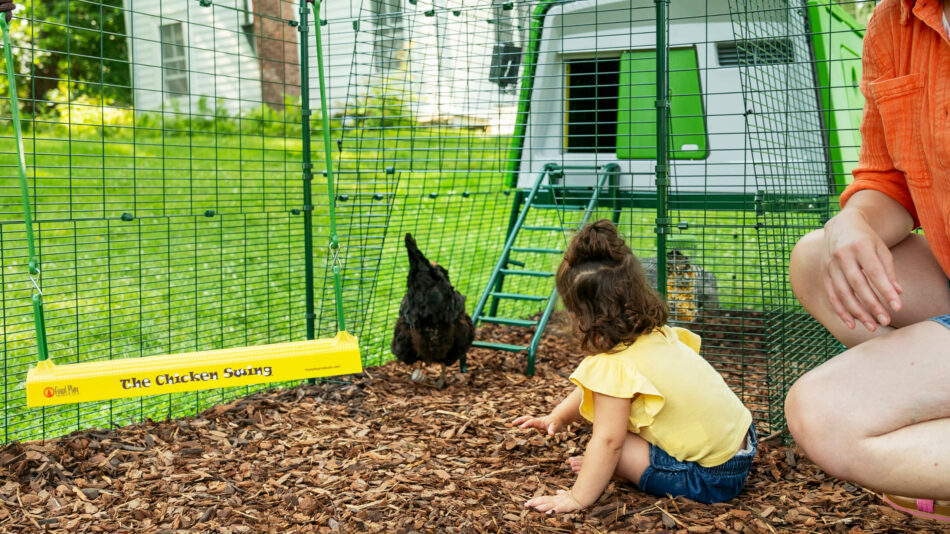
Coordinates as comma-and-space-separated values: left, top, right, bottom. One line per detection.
789, 230, 823, 301
785, 373, 856, 481
785, 377, 816, 448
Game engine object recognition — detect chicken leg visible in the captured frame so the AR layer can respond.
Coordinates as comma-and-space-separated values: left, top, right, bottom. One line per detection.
433, 364, 447, 390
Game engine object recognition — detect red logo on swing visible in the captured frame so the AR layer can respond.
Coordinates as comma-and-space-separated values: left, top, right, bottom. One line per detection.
43, 387, 55, 398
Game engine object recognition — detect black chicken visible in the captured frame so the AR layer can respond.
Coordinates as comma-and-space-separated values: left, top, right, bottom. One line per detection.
391, 233, 474, 389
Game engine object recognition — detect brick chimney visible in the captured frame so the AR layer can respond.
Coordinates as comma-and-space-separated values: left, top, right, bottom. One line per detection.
253, 0, 301, 109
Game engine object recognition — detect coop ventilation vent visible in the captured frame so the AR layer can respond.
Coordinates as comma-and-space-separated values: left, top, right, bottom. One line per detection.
717, 38, 794, 67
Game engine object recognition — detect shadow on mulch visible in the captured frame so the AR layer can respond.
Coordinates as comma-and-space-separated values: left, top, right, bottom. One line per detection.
1, 314, 947, 533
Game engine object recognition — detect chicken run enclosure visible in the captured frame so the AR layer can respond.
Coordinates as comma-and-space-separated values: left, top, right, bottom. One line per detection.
0, 0, 871, 448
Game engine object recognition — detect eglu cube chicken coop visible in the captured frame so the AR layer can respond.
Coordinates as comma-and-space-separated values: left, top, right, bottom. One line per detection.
0, 0, 869, 444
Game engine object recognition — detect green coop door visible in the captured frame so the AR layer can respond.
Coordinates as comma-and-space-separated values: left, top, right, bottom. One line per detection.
617, 47, 707, 160
806, 0, 866, 192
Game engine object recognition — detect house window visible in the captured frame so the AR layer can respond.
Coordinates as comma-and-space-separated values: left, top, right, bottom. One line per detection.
565, 57, 620, 153
372, 0, 404, 71
160, 22, 189, 95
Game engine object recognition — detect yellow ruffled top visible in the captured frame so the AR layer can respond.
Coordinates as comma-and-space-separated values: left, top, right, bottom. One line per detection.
569, 326, 752, 467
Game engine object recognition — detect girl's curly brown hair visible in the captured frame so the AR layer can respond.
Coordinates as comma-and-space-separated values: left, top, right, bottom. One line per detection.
555, 219, 667, 354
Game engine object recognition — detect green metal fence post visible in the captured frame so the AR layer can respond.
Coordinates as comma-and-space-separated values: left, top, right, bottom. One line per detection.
312, 0, 346, 333
654, 0, 671, 298
299, 0, 317, 341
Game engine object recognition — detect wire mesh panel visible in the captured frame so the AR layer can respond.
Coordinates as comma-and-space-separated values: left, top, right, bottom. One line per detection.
313, 1, 530, 358
726, 0, 871, 431
313, 0, 870, 434
518, 0, 781, 428
0, 0, 309, 443
0, 0, 873, 442
316, 0, 878, 434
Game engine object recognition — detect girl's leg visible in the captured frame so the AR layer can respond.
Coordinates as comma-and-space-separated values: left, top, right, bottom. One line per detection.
568, 432, 652, 485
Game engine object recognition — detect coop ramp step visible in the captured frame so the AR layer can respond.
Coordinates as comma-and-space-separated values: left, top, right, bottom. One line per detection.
489, 292, 547, 302
499, 269, 552, 277
510, 247, 562, 254
478, 317, 538, 327
471, 341, 527, 352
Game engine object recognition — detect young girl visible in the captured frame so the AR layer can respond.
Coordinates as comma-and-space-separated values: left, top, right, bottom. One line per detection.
513, 219, 755, 513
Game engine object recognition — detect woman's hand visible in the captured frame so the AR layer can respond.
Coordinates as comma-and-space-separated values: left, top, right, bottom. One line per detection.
511, 413, 563, 436
525, 489, 585, 514
822, 209, 903, 331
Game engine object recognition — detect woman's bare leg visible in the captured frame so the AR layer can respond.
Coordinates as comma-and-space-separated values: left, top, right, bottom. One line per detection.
787, 231, 950, 498
790, 232, 950, 347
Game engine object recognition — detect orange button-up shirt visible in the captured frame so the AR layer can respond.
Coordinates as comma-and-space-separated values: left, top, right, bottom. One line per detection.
840, 0, 950, 274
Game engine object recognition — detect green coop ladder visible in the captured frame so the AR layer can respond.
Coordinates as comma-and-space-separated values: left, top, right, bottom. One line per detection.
464, 163, 621, 376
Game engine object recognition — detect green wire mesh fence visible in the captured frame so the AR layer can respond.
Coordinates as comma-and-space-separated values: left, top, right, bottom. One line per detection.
1, 0, 312, 442
1, 0, 872, 443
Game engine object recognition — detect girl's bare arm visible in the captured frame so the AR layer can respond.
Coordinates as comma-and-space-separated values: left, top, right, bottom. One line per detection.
570, 392, 631, 505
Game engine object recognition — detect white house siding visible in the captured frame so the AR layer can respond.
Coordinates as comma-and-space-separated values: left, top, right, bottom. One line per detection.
317, 1, 530, 134
126, 0, 265, 116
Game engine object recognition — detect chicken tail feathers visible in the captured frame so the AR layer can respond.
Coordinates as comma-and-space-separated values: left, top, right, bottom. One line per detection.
404, 233, 431, 272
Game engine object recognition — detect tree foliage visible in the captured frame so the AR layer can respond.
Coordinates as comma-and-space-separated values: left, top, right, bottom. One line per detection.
8, 0, 130, 114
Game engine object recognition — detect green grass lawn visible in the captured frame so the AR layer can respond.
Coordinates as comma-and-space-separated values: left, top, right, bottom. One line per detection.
0, 123, 809, 444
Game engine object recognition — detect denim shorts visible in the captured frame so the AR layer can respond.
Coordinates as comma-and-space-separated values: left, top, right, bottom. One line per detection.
929, 279, 950, 328
931, 314, 950, 328
637, 423, 757, 504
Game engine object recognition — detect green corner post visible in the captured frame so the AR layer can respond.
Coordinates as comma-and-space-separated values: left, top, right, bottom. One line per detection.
654, 0, 671, 299
300, 1, 347, 385
301, 0, 346, 337
311, 1, 346, 333
298, 1, 317, 341
2, 18, 49, 363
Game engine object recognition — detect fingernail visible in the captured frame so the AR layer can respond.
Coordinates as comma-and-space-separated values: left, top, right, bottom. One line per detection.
877, 314, 887, 324
890, 300, 900, 309
865, 322, 875, 331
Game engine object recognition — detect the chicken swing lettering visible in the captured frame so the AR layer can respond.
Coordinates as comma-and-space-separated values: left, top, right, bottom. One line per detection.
119, 365, 272, 389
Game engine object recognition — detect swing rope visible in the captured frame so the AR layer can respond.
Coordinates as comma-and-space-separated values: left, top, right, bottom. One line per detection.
2, 18, 49, 364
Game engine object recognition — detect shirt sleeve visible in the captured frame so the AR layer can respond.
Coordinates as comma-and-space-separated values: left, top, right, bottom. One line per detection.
839, 6, 919, 227
569, 355, 664, 431
671, 327, 701, 353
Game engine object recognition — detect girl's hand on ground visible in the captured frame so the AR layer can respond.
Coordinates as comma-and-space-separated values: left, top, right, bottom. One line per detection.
525, 489, 585, 514
511, 414, 563, 435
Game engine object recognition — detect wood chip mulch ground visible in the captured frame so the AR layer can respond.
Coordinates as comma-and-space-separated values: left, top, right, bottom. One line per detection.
1, 314, 948, 534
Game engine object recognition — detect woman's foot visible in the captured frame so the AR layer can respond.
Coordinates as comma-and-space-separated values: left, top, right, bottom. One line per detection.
882, 494, 950, 522
567, 456, 583, 474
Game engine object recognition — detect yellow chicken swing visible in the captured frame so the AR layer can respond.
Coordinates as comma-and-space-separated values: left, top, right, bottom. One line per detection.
2, 2, 362, 408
